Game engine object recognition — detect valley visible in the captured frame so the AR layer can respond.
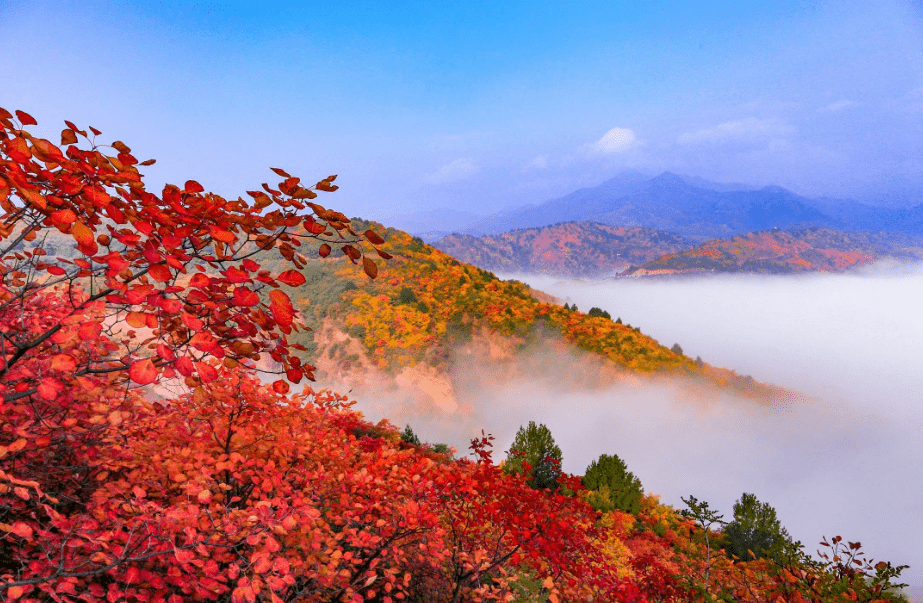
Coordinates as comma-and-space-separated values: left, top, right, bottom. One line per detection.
507, 266, 923, 588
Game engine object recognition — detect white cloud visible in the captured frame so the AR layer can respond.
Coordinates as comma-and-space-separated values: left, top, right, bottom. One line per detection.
425, 158, 478, 184
677, 117, 792, 144
592, 126, 639, 153
821, 99, 860, 112
528, 155, 548, 169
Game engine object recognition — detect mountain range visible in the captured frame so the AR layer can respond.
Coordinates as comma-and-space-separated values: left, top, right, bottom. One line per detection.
419, 171, 923, 278
438, 171, 923, 240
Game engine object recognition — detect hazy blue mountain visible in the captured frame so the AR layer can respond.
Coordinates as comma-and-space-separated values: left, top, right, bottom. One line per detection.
867, 203, 923, 234
454, 171, 923, 239
461, 170, 651, 235
675, 174, 758, 193
464, 171, 842, 239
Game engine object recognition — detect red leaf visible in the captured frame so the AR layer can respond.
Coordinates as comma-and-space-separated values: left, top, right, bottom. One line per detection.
363, 257, 378, 279
318, 243, 331, 258
268, 290, 294, 327
209, 226, 235, 243
156, 343, 175, 361
50, 354, 77, 372
277, 270, 306, 287
304, 220, 326, 235
8, 137, 32, 162
175, 356, 195, 376
182, 312, 204, 331
135, 220, 153, 235
196, 362, 218, 383
79, 321, 103, 340
174, 548, 195, 564
72, 221, 94, 247
125, 312, 148, 328
190, 273, 211, 289
51, 209, 77, 227
111, 140, 131, 154
233, 287, 260, 307
15, 110, 37, 126
184, 180, 204, 193
342, 244, 361, 261
31, 138, 65, 162
161, 298, 182, 313
226, 266, 249, 283
37, 379, 60, 400
364, 229, 385, 245
272, 380, 290, 394
9, 522, 33, 538
84, 186, 110, 208
60, 128, 79, 145
129, 359, 158, 385
148, 264, 172, 283
190, 332, 217, 352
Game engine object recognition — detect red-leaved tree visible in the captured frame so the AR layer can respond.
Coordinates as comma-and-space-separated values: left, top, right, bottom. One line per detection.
0, 108, 386, 600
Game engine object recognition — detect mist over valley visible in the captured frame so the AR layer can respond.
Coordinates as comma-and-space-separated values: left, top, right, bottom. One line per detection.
345, 263, 923, 587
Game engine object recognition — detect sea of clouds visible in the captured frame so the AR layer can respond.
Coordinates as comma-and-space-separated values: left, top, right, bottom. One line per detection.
351, 262, 923, 591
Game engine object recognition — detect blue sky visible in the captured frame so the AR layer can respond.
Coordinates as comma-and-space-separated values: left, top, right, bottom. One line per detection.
3, 0, 923, 224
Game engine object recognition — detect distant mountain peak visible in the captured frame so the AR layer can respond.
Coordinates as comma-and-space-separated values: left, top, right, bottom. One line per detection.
594, 170, 649, 190
464, 170, 923, 238
759, 184, 792, 195
650, 171, 686, 185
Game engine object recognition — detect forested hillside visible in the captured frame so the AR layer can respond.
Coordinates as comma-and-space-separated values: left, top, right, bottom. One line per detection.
435, 223, 692, 277
261, 221, 781, 405
623, 228, 923, 276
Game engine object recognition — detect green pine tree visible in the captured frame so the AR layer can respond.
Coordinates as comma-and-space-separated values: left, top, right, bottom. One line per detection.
724, 492, 793, 561
582, 453, 643, 514
400, 424, 421, 446
503, 421, 563, 491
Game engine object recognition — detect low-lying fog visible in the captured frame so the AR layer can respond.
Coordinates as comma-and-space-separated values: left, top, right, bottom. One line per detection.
352, 263, 923, 589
